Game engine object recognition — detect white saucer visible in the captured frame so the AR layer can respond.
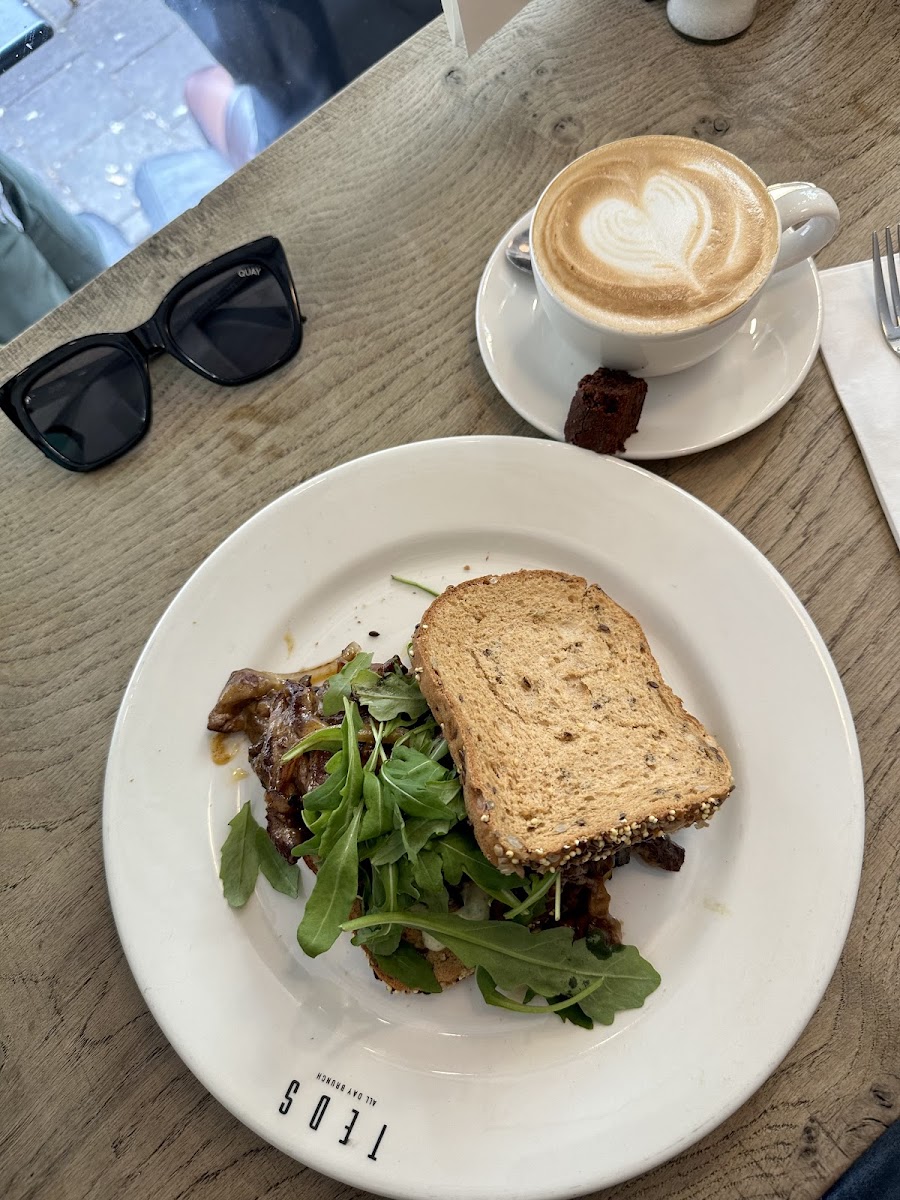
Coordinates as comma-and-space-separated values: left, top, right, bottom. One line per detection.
476, 209, 824, 459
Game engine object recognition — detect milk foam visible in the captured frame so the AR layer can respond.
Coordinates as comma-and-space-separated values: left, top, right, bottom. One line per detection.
532, 137, 779, 335
580, 171, 713, 286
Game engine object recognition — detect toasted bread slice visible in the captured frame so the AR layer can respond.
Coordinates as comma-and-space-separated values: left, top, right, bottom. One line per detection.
411, 570, 734, 873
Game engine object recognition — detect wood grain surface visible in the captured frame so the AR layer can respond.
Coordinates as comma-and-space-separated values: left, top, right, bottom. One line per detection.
2, 0, 899, 1197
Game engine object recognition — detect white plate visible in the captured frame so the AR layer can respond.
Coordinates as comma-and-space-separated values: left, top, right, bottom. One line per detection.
477, 210, 824, 459
104, 436, 862, 1200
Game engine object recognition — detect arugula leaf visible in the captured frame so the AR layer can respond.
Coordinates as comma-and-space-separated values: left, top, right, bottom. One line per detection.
340, 699, 364, 805
381, 714, 420, 737
373, 942, 442, 993
475, 968, 605, 1018
419, 887, 450, 913
342, 910, 660, 1021
355, 862, 403, 956
368, 817, 453, 866
585, 930, 615, 959
396, 859, 420, 903
359, 770, 394, 841
377, 861, 399, 912
354, 671, 429, 722
364, 721, 386, 773
281, 724, 344, 762
413, 848, 444, 896
475, 970, 599, 1027
293, 807, 330, 856
255, 826, 301, 898
296, 805, 363, 957
422, 779, 463, 806
301, 752, 346, 810
321, 653, 379, 717
219, 802, 261, 907
573, 947, 662, 1025
438, 827, 521, 896
552, 1000, 594, 1029
390, 574, 440, 598
503, 870, 557, 920
404, 724, 438, 756
356, 924, 403, 956
428, 736, 450, 762
381, 746, 461, 820
314, 711, 365, 861
317, 800, 353, 859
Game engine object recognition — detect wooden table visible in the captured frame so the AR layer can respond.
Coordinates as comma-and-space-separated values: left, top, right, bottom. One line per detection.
2, 1, 899, 1196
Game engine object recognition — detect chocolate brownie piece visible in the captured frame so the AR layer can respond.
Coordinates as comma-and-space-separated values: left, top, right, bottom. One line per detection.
564, 368, 648, 455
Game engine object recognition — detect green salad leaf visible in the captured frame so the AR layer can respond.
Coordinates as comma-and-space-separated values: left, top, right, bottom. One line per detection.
219, 801, 261, 907
396, 858, 420, 903
355, 862, 404, 956
437, 828, 520, 897
412, 847, 444, 896
390, 574, 440, 597
301, 752, 346, 812
354, 670, 430, 721
256, 826, 301, 898
281, 724, 344, 762
219, 801, 301, 905
340, 698, 364, 805
373, 942, 442, 993
502, 869, 557, 920
342, 910, 661, 1022
297, 804, 364, 957
381, 746, 464, 820
367, 816, 453, 866
359, 770, 393, 840
321, 653, 379, 717
476, 967, 606, 1018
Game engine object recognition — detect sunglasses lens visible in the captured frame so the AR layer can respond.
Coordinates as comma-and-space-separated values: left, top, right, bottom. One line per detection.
23, 344, 148, 468
167, 263, 297, 383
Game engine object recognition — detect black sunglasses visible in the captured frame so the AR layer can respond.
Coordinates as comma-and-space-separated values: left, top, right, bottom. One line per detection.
0, 236, 303, 472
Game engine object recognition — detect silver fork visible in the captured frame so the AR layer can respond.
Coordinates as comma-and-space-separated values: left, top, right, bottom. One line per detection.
872, 227, 900, 354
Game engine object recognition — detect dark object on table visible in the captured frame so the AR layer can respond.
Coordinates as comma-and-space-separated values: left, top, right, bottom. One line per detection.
0, 236, 303, 472
0, 0, 51, 75
564, 367, 648, 454
822, 1119, 900, 1199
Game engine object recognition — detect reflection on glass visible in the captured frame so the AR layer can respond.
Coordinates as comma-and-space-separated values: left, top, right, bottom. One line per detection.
0, 1, 441, 344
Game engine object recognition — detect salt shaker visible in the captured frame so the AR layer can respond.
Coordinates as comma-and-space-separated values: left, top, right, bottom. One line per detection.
666, 0, 758, 41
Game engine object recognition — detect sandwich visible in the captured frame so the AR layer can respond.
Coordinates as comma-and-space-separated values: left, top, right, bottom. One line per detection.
209, 570, 734, 1027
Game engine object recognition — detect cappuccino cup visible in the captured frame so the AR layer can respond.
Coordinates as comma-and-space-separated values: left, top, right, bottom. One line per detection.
530, 135, 839, 376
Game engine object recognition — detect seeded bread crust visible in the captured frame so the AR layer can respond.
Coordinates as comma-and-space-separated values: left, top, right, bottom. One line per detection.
411, 570, 734, 874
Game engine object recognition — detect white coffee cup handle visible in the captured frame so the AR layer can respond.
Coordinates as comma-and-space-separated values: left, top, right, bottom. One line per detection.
769, 182, 840, 273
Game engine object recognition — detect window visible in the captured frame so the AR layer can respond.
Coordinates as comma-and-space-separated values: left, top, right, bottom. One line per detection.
0, 0, 441, 343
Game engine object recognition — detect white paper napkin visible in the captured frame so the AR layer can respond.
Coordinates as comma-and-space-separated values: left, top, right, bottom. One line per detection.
820, 259, 900, 551
441, 0, 532, 53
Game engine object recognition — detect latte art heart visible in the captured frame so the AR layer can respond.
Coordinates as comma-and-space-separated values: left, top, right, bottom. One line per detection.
532, 136, 780, 335
581, 172, 714, 287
